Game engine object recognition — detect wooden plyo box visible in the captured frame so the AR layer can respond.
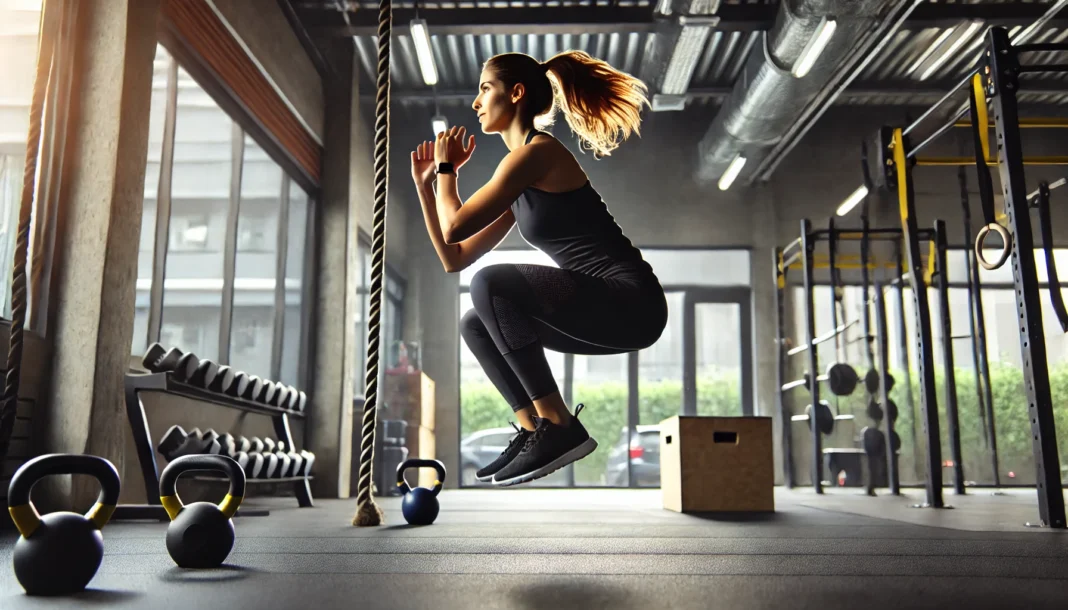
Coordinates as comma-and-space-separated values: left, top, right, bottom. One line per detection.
660, 416, 775, 513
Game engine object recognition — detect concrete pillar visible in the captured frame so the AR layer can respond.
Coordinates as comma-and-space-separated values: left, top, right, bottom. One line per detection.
307, 40, 360, 498
749, 189, 782, 482
36, 0, 160, 511
404, 215, 461, 486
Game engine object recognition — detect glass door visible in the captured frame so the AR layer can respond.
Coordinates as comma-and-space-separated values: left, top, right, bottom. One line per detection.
684, 288, 753, 416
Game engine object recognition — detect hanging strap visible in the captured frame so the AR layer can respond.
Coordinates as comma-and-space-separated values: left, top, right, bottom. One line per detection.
967, 73, 1012, 271
828, 217, 841, 356
1035, 182, 1068, 332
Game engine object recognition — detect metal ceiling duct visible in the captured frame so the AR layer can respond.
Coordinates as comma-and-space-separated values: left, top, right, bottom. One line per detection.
694, 0, 896, 186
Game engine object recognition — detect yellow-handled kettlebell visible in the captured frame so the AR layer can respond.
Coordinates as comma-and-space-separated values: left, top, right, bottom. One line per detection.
8, 453, 121, 595
159, 454, 245, 569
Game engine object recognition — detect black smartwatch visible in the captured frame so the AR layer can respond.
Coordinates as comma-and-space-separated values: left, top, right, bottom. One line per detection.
436, 162, 455, 175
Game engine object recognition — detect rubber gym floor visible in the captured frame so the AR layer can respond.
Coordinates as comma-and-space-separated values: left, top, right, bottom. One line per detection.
2, 487, 1067, 609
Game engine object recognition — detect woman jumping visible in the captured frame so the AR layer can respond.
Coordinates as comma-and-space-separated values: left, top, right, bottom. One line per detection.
411, 50, 668, 486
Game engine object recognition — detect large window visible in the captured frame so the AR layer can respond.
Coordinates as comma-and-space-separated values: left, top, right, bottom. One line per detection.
0, 1, 43, 320
132, 45, 315, 389
353, 235, 406, 396
458, 248, 753, 487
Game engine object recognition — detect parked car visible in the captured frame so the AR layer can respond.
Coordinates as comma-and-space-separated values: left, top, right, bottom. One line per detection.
460, 427, 516, 486
604, 425, 661, 487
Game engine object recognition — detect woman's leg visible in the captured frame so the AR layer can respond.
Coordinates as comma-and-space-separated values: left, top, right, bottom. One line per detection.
459, 309, 537, 430
459, 309, 540, 482
467, 263, 667, 485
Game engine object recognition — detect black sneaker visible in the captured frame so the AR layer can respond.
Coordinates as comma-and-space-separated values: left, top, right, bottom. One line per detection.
475, 422, 532, 483
491, 404, 598, 486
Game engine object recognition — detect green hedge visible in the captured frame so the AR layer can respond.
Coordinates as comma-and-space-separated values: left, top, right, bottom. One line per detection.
461, 364, 1068, 485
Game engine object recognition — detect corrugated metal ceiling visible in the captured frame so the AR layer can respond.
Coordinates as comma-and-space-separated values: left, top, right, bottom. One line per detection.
333, 0, 1068, 108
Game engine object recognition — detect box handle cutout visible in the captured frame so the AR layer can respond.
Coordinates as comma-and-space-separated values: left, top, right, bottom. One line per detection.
713, 431, 738, 444
665, 435, 672, 444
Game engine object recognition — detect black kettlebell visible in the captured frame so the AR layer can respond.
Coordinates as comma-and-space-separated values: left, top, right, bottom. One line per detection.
397, 458, 446, 525
8, 453, 121, 596
159, 454, 246, 569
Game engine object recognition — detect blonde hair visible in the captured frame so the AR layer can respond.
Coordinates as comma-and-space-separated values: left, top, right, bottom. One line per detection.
484, 50, 649, 158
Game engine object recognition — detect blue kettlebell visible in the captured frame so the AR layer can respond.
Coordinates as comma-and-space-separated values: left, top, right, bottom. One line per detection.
397, 459, 446, 525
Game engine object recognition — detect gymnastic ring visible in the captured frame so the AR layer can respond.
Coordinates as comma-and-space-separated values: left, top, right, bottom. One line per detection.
975, 223, 1012, 271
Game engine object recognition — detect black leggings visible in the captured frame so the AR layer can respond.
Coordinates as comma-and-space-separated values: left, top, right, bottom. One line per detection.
461, 263, 668, 412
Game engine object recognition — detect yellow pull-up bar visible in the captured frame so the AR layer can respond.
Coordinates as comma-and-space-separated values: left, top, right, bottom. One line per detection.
956, 119, 1068, 130
915, 155, 1068, 166
954, 117, 1068, 129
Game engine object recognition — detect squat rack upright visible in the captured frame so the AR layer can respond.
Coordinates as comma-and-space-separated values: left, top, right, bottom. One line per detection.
873, 25, 1067, 528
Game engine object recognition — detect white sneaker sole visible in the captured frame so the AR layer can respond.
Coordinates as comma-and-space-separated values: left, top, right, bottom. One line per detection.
491, 437, 598, 487
475, 472, 495, 483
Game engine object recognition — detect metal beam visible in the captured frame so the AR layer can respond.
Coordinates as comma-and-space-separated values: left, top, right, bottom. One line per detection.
306, 7, 665, 36
302, 3, 1068, 37
359, 82, 1068, 103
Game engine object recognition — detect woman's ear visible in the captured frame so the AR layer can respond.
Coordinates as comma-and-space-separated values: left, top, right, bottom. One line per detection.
510, 82, 526, 104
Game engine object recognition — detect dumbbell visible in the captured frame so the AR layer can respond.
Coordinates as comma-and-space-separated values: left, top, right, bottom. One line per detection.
274, 450, 292, 478
288, 450, 303, 476
186, 359, 220, 388
256, 380, 278, 405
202, 429, 220, 450
148, 346, 196, 377
224, 371, 251, 398
297, 391, 307, 413
142, 342, 167, 371
143, 343, 185, 373
262, 451, 279, 478
244, 452, 265, 478
272, 385, 291, 409
285, 386, 299, 411
280, 386, 297, 410
217, 433, 235, 453
300, 450, 315, 476
157, 425, 188, 459
172, 352, 201, 381
208, 365, 236, 394
158, 426, 220, 461
246, 437, 264, 454
239, 375, 264, 402
262, 438, 277, 454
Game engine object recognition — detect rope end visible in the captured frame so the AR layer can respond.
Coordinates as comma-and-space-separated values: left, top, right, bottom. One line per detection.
352, 500, 384, 527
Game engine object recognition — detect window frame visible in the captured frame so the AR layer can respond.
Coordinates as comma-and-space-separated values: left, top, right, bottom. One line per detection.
133, 46, 319, 392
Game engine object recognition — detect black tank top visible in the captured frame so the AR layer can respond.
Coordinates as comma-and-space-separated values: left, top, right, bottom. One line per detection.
510, 130, 655, 281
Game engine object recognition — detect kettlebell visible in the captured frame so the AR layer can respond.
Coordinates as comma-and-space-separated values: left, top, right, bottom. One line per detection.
8, 453, 121, 596
397, 458, 446, 525
159, 454, 246, 569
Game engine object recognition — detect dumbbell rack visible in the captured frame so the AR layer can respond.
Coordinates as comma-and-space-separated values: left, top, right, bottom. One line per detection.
112, 371, 313, 521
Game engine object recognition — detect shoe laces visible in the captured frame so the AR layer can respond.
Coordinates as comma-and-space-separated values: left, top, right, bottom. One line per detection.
506, 421, 530, 450
522, 418, 552, 452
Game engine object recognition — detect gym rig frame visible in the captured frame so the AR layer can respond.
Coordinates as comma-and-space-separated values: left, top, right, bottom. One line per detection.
901, 27, 1066, 528
775, 220, 958, 503
779, 26, 1066, 528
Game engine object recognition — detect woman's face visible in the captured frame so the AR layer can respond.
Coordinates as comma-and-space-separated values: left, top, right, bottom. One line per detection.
472, 68, 520, 133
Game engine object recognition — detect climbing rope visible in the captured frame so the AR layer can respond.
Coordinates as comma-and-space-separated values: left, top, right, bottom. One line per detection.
0, 2, 57, 463
352, 0, 391, 527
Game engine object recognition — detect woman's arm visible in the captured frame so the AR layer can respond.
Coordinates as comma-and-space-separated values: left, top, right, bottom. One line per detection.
435, 141, 548, 244
416, 179, 516, 273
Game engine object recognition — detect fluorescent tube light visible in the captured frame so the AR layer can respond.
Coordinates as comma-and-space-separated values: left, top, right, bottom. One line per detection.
793, 17, 837, 78
836, 185, 868, 217
410, 19, 438, 86
718, 154, 746, 191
